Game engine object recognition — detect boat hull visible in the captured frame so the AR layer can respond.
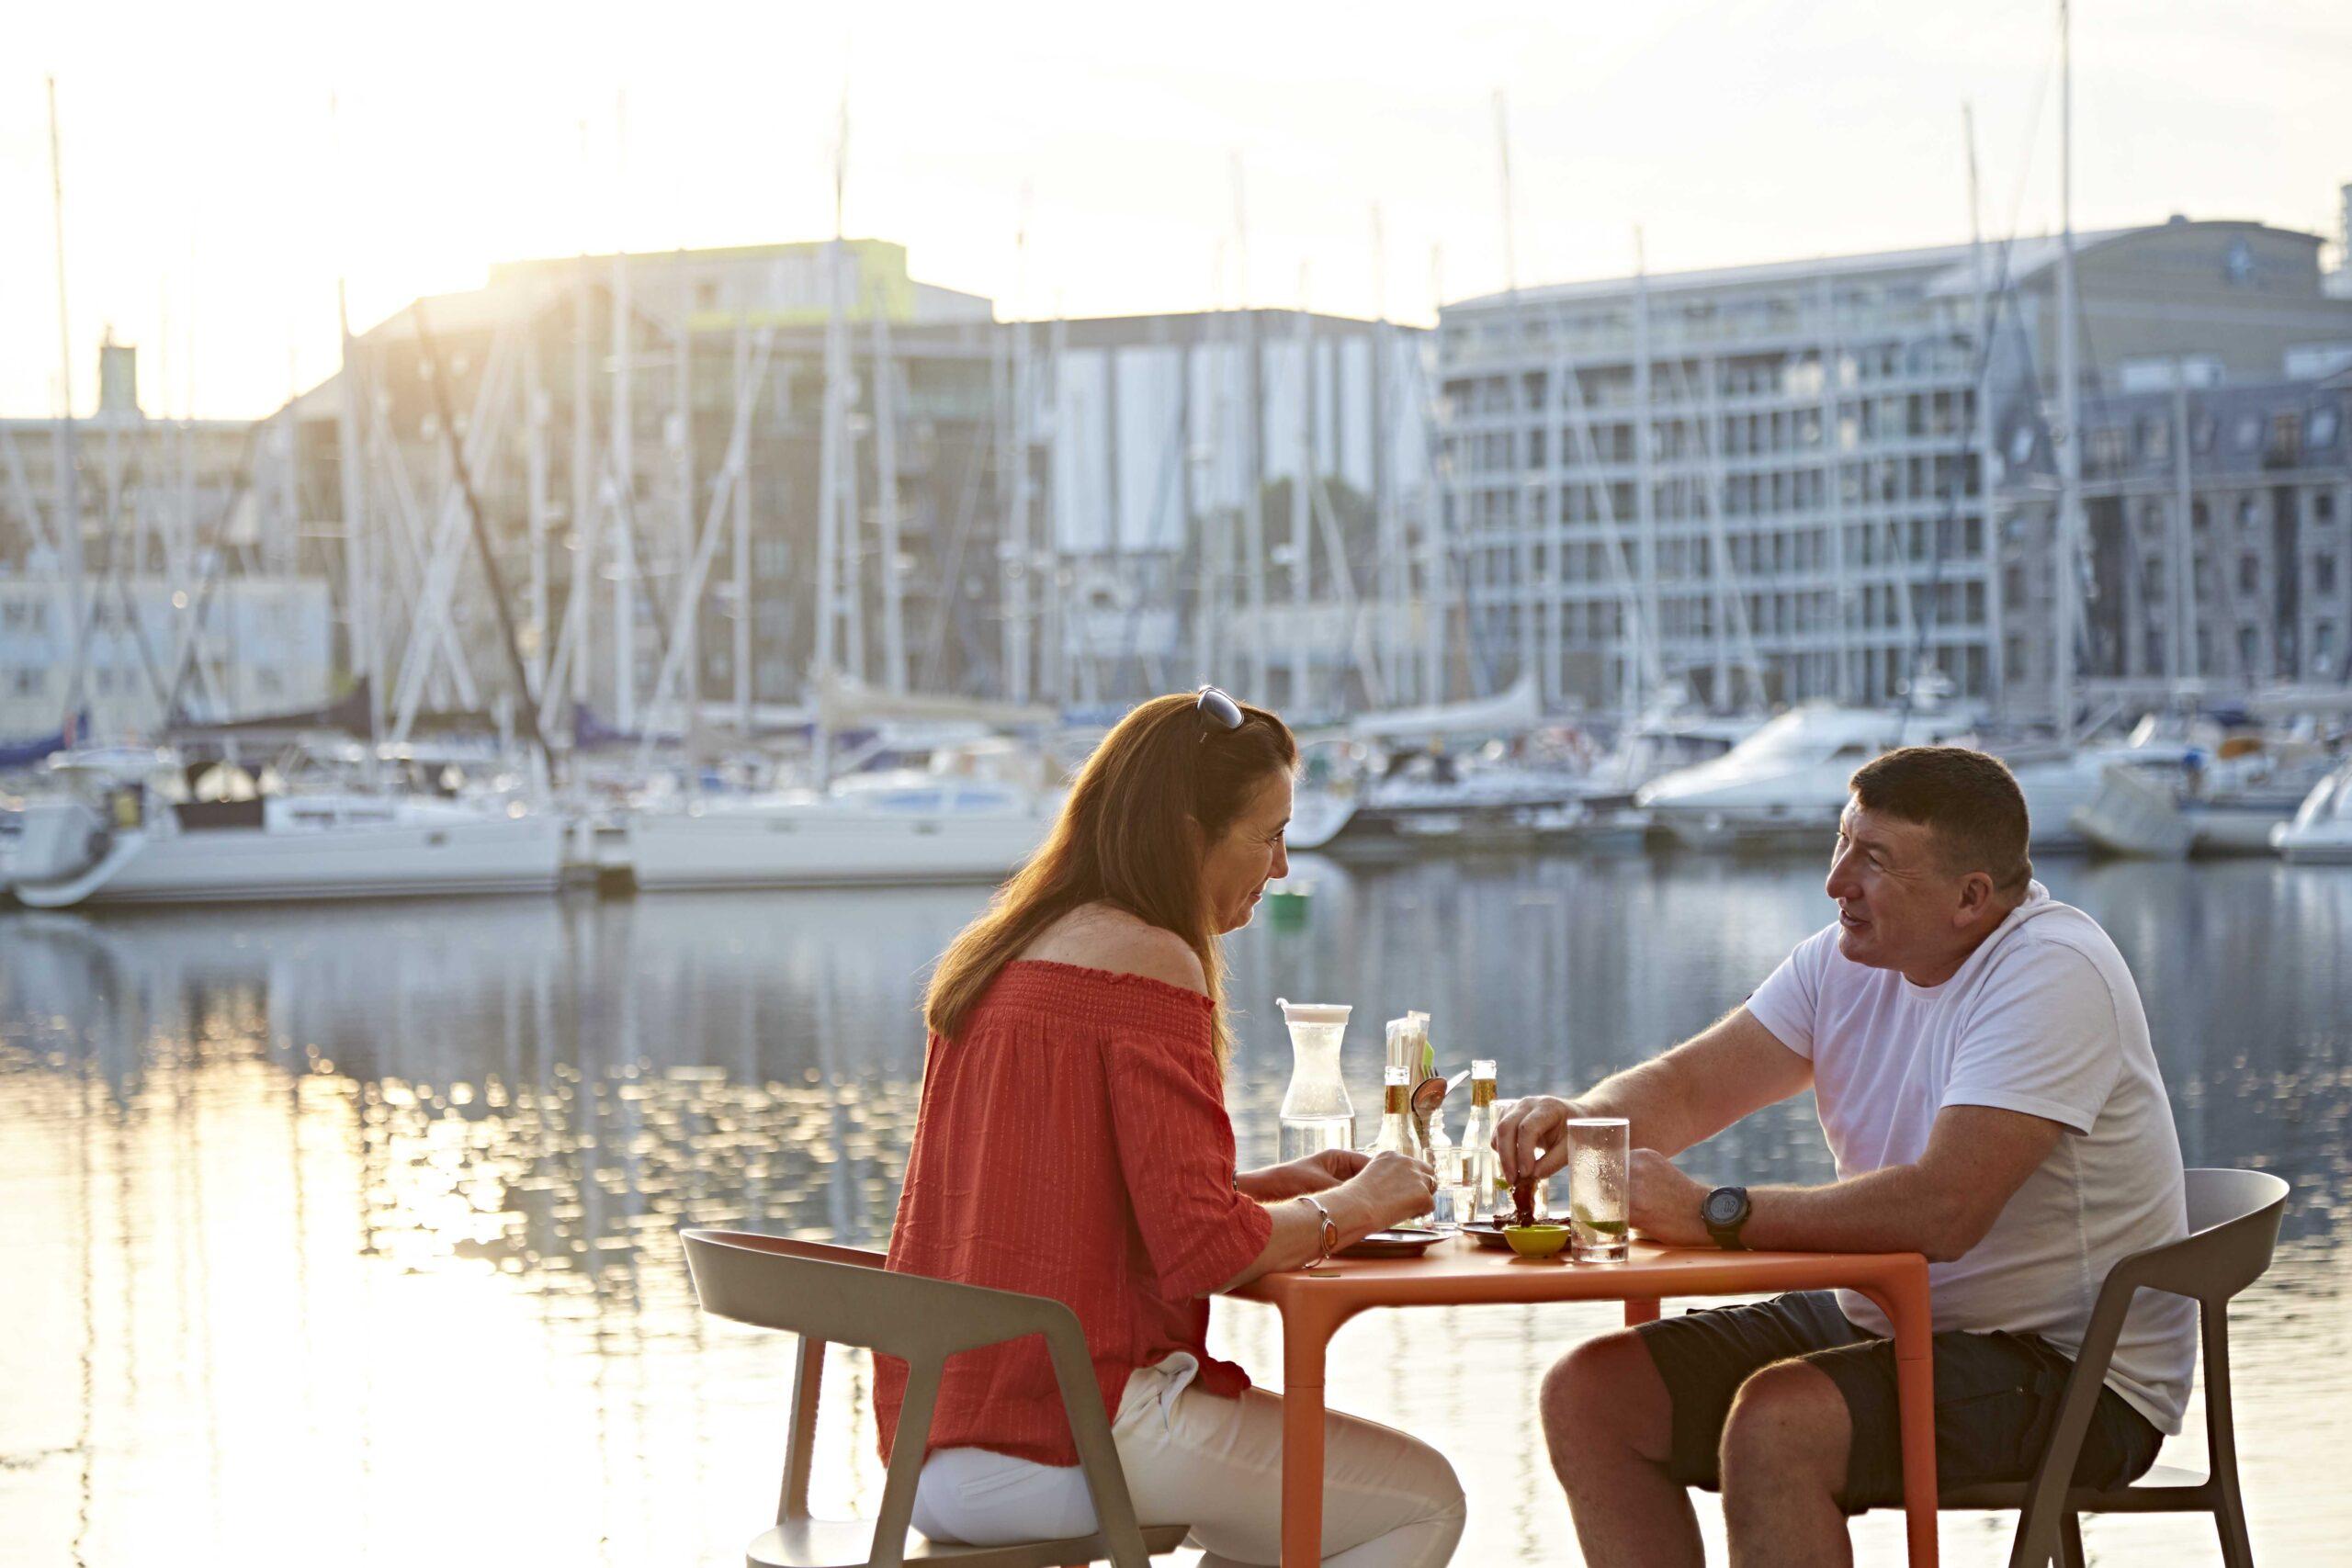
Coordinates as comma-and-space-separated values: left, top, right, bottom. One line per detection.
10, 809, 566, 908
625, 807, 1046, 889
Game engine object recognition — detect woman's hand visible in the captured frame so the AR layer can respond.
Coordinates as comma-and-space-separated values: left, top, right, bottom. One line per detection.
1302, 1147, 1369, 1190
1236, 1148, 1369, 1201
1329, 1150, 1438, 1239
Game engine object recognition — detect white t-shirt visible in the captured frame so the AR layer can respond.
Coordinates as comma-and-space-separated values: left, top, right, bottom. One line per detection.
1746, 883, 2195, 1433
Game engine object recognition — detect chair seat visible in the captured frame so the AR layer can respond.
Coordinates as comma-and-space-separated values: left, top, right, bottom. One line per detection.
748, 1516, 1193, 1568
1940, 1462, 2215, 1516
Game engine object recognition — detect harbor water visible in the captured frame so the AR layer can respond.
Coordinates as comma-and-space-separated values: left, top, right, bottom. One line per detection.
3, 852, 2347, 1566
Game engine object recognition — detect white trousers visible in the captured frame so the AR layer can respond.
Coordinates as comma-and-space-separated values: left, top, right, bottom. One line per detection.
911, 1355, 1464, 1568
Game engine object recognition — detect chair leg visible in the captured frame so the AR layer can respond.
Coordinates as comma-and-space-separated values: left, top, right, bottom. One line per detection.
2058, 1511, 2086, 1568
2214, 1493, 2256, 1568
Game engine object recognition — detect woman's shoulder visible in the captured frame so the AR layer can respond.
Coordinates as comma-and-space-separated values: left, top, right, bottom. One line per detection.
1016, 902, 1207, 996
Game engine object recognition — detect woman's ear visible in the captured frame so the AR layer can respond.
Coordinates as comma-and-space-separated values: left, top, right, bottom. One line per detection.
1181, 814, 1206, 857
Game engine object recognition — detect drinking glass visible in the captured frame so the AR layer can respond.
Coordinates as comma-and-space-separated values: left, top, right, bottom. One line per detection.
1565, 1117, 1630, 1263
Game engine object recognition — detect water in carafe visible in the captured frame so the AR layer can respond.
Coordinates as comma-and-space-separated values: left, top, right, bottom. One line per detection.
1277, 998, 1356, 1162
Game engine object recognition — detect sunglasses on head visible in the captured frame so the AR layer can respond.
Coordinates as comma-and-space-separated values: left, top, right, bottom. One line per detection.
1194, 685, 1243, 737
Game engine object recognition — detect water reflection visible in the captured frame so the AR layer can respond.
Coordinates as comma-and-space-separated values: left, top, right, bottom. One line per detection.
1, 856, 2346, 1565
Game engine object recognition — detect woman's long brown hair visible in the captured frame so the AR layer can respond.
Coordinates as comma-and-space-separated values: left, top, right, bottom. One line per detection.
923, 693, 1297, 1062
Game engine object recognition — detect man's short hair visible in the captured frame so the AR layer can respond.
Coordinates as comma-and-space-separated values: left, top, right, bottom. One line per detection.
1848, 746, 2033, 893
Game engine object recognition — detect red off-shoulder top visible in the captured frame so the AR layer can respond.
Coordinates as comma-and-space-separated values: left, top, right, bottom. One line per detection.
875, 959, 1275, 1466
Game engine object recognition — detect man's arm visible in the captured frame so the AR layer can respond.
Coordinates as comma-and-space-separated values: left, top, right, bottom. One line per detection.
1627, 1102, 2066, 1259
1495, 1005, 1812, 1181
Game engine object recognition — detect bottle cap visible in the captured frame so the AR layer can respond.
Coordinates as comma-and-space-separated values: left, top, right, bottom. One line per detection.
1472, 1058, 1497, 1077
1382, 1064, 1410, 1085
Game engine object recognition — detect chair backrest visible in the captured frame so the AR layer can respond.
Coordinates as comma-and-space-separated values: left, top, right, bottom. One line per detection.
2005, 1168, 2289, 1565
676, 1227, 1156, 1568
681, 1226, 1086, 1363
2114, 1168, 2290, 1306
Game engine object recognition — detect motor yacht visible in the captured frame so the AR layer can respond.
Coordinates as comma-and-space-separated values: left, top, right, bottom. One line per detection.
1634, 705, 1981, 851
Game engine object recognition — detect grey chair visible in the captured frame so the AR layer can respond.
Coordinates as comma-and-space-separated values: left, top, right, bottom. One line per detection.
678, 1228, 1190, 1568
1924, 1167, 2290, 1568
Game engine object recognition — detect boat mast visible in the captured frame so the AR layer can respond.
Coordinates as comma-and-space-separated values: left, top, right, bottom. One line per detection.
611, 93, 639, 735
815, 93, 849, 777
871, 296, 908, 694
1493, 89, 1535, 706
1001, 190, 1033, 705
1966, 103, 2007, 718
49, 76, 87, 731
2052, 0, 2083, 746
1232, 155, 1268, 700
1290, 269, 1312, 713
331, 93, 378, 752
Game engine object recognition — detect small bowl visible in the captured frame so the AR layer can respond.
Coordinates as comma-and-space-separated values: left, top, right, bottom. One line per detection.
1503, 1224, 1570, 1258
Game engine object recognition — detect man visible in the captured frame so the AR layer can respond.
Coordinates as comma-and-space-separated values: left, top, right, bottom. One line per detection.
1498, 747, 2192, 1568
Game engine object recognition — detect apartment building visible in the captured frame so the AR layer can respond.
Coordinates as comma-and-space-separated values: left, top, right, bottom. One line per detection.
1437, 213, 2352, 719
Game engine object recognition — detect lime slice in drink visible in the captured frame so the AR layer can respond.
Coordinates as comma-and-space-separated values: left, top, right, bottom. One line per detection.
1570, 1203, 1628, 1235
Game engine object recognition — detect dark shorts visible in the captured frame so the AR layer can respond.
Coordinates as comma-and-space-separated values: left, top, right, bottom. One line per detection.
1634, 1291, 2164, 1509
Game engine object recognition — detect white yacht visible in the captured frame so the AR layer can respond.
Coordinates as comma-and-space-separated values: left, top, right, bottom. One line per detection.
623, 738, 1061, 890
625, 773, 1056, 889
1634, 705, 1979, 851
7, 750, 565, 908
2273, 760, 2352, 863
2068, 716, 2335, 859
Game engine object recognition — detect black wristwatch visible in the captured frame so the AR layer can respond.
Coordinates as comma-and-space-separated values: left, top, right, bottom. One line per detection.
1702, 1186, 1752, 1250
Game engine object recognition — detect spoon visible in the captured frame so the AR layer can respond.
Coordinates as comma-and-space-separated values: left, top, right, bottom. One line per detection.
1408, 1074, 1448, 1150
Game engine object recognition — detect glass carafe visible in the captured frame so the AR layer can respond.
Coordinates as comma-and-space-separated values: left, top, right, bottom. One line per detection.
1276, 998, 1356, 1163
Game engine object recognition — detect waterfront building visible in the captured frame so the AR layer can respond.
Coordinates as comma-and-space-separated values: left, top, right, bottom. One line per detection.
1998, 370, 2352, 711
286, 242, 1434, 742
1437, 211, 2352, 720
0, 574, 332, 741
0, 341, 323, 742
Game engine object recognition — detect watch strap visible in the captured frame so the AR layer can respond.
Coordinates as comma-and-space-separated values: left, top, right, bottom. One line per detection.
1704, 1186, 1751, 1250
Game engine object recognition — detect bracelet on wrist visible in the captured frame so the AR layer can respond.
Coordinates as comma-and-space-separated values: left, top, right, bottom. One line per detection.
1296, 1194, 1340, 1264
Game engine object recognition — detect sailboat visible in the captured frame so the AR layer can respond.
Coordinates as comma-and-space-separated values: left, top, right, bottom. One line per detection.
6, 742, 565, 908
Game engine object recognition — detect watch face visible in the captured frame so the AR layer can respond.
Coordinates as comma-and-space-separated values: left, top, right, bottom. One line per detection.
1703, 1189, 1744, 1226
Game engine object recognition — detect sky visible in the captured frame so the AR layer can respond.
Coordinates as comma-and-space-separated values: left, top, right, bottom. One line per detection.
6, 0, 2348, 420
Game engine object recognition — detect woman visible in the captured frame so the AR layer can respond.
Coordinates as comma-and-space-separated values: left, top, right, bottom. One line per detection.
878, 690, 1464, 1567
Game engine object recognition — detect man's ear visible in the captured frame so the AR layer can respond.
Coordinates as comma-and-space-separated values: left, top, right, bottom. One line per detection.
1954, 869, 1996, 925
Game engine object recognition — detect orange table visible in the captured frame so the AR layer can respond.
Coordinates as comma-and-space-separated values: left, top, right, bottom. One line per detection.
1232, 1235, 1939, 1566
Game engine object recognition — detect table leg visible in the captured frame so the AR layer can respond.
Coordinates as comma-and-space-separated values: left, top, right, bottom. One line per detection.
1862, 1266, 1940, 1567
1623, 1298, 1661, 1326
1280, 1303, 1329, 1568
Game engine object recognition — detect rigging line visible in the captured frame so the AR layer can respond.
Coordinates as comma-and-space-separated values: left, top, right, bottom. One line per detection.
158, 420, 267, 722
412, 303, 554, 769
1898, 228, 2035, 726
1894, 20, 2064, 724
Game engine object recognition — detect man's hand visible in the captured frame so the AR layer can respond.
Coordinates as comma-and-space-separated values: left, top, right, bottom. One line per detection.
1626, 1148, 1711, 1247
1495, 1095, 1580, 1183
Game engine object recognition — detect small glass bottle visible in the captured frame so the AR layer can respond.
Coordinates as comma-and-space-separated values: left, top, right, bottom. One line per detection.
1365, 1065, 1435, 1229
1364, 1065, 1418, 1159
1457, 1060, 1499, 1221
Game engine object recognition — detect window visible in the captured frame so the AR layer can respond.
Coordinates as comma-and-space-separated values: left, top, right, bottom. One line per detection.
2239, 554, 2261, 594
2320, 555, 2339, 595
2311, 406, 2341, 448
2234, 414, 2261, 451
